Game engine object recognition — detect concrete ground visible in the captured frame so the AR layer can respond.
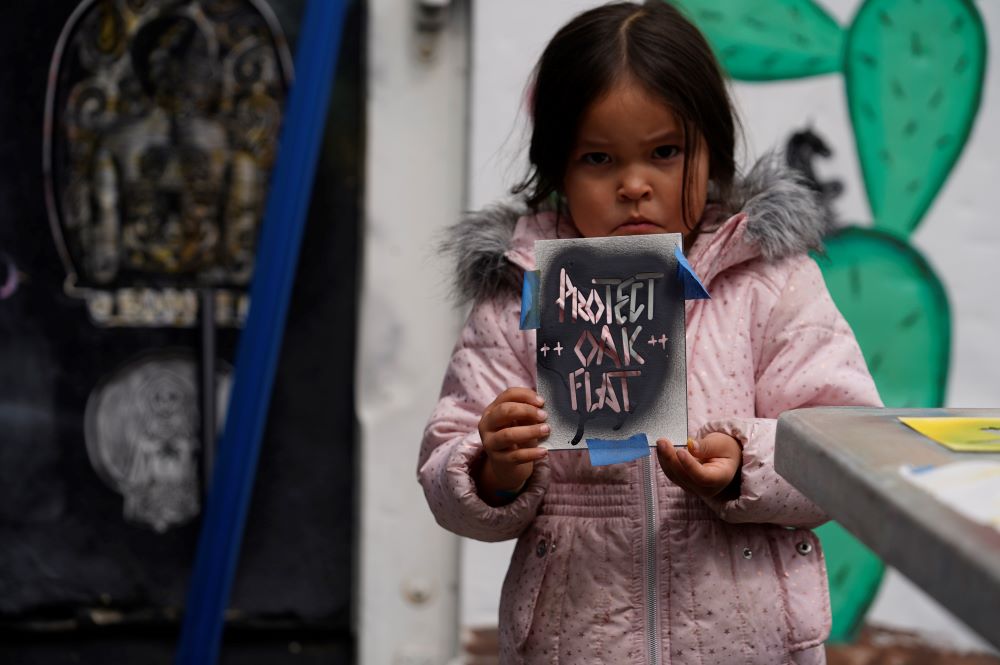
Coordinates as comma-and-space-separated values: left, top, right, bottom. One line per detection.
827, 625, 1000, 665
460, 624, 1000, 664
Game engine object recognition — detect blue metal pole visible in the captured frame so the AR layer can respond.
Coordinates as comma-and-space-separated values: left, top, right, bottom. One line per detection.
175, 2, 348, 663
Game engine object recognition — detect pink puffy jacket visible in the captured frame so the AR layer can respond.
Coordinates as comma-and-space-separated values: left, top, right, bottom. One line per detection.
419, 160, 881, 664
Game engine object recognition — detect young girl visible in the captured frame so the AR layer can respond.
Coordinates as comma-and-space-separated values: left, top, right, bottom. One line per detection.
419, 3, 880, 663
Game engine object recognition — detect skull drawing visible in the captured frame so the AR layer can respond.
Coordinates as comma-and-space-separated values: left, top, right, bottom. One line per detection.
85, 353, 230, 532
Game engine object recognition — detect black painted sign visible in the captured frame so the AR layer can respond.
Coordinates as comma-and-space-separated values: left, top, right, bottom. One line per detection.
534, 234, 688, 450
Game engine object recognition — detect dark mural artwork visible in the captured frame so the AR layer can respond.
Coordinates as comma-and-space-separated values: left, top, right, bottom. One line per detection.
44, 0, 292, 327
0, 0, 361, 661
43, 0, 293, 536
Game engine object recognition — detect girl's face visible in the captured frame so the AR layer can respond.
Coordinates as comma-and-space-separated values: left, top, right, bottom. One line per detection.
562, 81, 709, 239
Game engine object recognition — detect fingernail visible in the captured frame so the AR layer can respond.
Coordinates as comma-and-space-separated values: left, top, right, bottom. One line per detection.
537, 409, 548, 421
539, 424, 551, 435
687, 438, 700, 454
535, 395, 545, 406
538, 447, 548, 456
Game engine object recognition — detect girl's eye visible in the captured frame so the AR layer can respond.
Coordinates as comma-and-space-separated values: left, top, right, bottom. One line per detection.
652, 145, 680, 160
581, 152, 611, 166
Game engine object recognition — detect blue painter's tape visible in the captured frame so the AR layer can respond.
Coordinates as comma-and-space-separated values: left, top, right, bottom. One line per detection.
520, 270, 540, 330
675, 245, 710, 300
586, 433, 650, 466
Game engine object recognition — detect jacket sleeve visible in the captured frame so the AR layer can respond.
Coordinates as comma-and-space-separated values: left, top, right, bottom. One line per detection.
700, 256, 882, 528
417, 296, 550, 542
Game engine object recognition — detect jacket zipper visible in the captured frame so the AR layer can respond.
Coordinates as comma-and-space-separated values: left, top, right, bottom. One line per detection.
641, 453, 661, 665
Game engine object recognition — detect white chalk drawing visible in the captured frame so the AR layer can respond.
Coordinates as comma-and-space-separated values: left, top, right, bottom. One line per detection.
84, 352, 231, 532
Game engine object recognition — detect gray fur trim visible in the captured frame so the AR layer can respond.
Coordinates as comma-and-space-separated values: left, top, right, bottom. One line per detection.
443, 152, 828, 303
440, 201, 527, 305
726, 151, 830, 261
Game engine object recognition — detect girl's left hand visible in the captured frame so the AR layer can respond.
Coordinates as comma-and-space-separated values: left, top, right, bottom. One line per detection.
655, 433, 741, 500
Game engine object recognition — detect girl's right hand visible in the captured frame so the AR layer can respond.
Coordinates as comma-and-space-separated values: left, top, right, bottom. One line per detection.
477, 387, 550, 503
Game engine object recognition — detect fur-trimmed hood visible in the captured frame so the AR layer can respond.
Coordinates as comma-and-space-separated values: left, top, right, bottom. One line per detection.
441, 153, 828, 304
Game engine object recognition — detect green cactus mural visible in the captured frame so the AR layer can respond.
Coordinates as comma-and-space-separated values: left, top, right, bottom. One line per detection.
814, 519, 883, 643
814, 228, 951, 408
671, 0, 844, 79
668, 0, 987, 645
846, 0, 987, 237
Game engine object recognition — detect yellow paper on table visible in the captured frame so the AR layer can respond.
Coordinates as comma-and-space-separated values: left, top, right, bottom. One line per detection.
899, 417, 1000, 452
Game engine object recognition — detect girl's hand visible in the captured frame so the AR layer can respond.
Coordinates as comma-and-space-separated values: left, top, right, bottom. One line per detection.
477, 387, 550, 504
655, 432, 741, 500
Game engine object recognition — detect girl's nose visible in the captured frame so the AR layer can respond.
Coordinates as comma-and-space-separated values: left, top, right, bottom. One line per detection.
617, 169, 652, 201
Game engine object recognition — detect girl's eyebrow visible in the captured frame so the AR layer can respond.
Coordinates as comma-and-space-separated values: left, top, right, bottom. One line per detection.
643, 129, 683, 143
576, 136, 612, 148
576, 129, 684, 149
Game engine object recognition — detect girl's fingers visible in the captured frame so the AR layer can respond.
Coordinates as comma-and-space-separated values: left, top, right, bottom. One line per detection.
479, 387, 545, 438
655, 438, 679, 472
496, 446, 549, 465
496, 387, 545, 408
489, 423, 551, 451
655, 438, 694, 489
659, 439, 730, 495
680, 434, 742, 490
692, 432, 741, 461
486, 401, 548, 431
656, 438, 685, 469
675, 448, 720, 485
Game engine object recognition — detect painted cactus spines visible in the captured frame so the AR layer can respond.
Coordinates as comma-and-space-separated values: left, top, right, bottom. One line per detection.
814, 227, 950, 408
668, 0, 844, 80
845, 0, 986, 238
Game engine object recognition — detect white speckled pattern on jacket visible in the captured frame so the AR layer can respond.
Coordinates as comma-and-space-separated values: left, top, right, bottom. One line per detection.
419, 205, 881, 664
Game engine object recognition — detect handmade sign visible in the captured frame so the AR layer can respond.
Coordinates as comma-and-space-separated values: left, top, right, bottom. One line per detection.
527, 234, 696, 457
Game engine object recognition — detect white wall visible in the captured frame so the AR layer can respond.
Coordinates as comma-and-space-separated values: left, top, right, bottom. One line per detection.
462, 0, 1000, 652
357, 1, 469, 663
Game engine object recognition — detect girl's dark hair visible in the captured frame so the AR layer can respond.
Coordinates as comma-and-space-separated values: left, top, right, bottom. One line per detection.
513, 1, 739, 229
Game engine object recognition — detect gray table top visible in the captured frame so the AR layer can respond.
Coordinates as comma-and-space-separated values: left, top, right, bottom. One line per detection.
775, 407, 1000, 649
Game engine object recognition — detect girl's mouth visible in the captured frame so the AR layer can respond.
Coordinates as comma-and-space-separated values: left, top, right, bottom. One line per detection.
615, 218, 662, 234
